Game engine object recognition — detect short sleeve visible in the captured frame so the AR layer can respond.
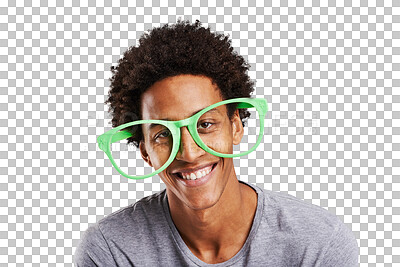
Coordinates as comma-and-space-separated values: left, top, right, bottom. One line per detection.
319, 221, 359, 267
74, 224, 117, 267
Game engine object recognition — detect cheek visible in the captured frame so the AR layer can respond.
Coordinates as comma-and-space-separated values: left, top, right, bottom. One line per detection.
147, 144, 173, 169
205, 122, 234, 154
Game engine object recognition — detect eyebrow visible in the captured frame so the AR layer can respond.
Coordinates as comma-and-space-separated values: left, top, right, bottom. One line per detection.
160, 107, 219, 121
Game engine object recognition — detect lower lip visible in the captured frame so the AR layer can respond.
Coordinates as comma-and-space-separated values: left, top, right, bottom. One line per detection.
174, 162, 218, 187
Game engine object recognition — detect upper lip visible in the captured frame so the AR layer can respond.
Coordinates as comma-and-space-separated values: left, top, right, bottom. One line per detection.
171, 162, 218, 174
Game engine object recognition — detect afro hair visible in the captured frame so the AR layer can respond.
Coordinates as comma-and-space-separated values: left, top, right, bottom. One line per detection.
105, 19, 255, 148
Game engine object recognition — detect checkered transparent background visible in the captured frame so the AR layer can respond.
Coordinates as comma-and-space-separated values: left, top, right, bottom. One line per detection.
1, 0, 399, 266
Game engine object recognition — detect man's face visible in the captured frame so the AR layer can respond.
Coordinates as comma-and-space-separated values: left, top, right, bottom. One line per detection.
139, 74, 244, 210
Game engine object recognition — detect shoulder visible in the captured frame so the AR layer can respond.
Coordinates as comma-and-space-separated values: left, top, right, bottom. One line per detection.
74, 223, 116, 266
91, 190, 167, 242
261, 189, 342, 237
74, 190, 167, 266
97, 190, 166, 229
259, 188, 359, 265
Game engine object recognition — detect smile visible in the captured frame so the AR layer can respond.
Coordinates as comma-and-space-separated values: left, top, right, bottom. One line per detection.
172, 162, 219, 187
179, 165, 213, 180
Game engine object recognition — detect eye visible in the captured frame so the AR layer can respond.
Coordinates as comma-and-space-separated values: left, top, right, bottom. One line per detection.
155, 130, 171, 140
198, 122, 213, 129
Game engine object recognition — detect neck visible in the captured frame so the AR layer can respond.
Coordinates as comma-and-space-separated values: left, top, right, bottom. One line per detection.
167, 173, 257, 263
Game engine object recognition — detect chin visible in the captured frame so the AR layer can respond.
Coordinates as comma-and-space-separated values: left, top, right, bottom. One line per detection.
182, 190, 223, 211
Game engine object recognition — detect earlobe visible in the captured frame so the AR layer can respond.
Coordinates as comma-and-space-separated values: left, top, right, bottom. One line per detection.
139, 140, 153, 167
232, 110, 244, 145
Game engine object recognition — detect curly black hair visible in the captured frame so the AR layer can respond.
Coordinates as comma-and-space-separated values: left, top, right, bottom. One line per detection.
105, 19, 255, 148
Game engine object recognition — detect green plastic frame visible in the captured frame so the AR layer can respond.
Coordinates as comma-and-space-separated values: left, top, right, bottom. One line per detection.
97, 97, 268, 180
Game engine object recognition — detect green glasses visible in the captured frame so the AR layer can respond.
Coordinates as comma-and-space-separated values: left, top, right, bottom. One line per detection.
97, 97, 268, 180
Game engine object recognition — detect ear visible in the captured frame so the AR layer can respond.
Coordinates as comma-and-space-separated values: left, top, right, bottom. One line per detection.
139, 140, 153, 167
231, 109, 244, 145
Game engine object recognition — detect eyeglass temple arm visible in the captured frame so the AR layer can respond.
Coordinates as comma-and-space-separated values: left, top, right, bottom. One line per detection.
236, 103, 253, 108
237, 99, 268, 112
97, 130, 134, 152
111, 130, 133, 143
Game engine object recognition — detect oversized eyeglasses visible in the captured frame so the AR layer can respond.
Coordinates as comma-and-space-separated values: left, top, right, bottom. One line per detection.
97, 97, 268, 180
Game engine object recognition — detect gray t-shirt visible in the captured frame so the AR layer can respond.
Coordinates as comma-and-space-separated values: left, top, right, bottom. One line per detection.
74, 181, 359, 266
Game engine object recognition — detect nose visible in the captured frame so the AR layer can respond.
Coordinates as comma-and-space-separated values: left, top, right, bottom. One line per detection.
175, 126, 205, 162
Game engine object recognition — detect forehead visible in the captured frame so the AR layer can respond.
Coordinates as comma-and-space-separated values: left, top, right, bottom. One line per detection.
140, 75, 224, 121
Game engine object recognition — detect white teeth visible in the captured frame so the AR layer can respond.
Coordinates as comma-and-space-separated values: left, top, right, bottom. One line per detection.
196, 171, 203, 179
179, 165, 214, 180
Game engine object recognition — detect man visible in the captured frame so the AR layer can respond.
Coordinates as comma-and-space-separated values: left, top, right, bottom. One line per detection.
74, 20, 358, 266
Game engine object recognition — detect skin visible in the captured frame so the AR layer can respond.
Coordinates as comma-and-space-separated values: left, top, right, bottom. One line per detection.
139, 74, 258, 264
